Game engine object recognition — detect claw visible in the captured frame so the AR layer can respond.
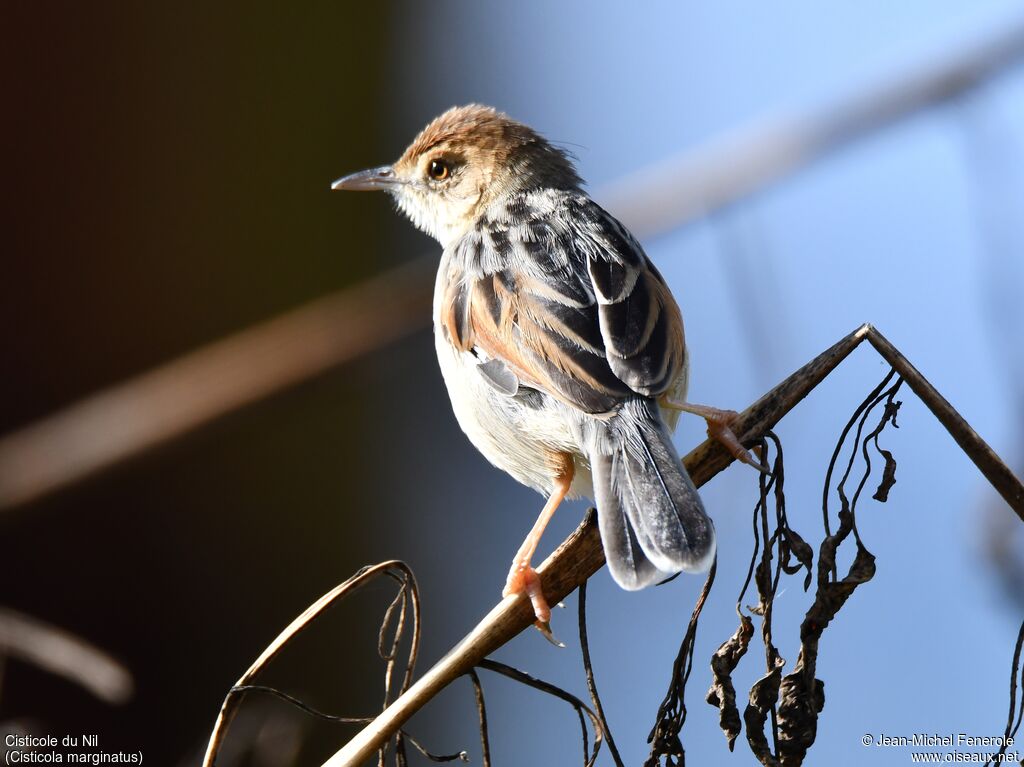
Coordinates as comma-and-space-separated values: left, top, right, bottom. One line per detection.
739, 445, 771, 474
535, 620, 565, 648
737, 441, 768, 472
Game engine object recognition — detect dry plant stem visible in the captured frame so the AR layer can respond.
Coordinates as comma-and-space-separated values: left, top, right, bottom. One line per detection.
476, 658, 604, 766
578, 579, 625, 767
322, 522, 606, 767
864, 329, 1024, 517
986, 619, 1024, 766
0, 606, 133, 705
467, 670, 491, 767
203, 561, 419, 767
5, 13, 1024, 511
321, 324, 869, 767
322, 324, 1024, 767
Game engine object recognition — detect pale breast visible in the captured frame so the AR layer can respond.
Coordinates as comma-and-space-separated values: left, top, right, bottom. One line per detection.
431, 256, 595, 497
431, 317, 590, 496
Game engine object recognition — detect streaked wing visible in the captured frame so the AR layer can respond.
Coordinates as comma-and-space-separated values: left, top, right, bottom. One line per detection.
439, 193, 685, 415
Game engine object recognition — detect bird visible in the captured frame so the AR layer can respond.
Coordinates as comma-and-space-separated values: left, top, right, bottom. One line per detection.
332, 105, 762, 638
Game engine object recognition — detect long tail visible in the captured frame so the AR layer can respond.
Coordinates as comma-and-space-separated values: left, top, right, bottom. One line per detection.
591, 397, 716, 590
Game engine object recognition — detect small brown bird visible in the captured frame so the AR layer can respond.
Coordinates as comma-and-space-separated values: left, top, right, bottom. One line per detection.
333, 105, 759, 637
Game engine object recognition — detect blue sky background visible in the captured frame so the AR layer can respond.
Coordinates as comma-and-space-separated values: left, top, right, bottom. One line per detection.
371, 3, 1024, 765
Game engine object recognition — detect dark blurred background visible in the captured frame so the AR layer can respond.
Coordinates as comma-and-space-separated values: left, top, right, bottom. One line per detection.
1, 4, 416, 764
2, 3, 1024, 766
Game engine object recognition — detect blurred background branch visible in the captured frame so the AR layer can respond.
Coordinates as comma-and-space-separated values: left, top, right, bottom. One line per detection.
1, 11, 1023, 512
0, 607, 133, 705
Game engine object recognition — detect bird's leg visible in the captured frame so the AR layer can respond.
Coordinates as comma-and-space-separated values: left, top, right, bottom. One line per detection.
503, 453, 574, 638
661, 398, 770, 473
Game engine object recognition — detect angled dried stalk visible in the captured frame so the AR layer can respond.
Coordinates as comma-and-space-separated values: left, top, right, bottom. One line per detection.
198, 325, 1022, 767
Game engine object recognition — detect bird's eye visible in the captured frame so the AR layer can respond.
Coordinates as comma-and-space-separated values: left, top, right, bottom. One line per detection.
427, 159, 450, 181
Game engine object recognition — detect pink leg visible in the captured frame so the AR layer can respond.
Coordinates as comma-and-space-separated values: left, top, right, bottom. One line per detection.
662, 398, 769, 473
503, 455, 574, 635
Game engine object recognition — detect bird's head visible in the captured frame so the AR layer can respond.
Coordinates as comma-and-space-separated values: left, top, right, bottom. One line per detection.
332, 104, 581, 247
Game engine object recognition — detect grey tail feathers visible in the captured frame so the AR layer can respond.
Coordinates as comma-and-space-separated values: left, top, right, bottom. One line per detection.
591, 397, 716, 590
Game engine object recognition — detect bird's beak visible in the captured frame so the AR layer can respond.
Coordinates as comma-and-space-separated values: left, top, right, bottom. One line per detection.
330, 165, 401, 191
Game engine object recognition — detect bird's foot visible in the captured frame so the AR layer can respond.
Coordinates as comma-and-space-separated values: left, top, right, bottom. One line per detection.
662, 399, 770, 473
503, 561, 550, 622
704, 407, 770, 473
504, 561, 564, 646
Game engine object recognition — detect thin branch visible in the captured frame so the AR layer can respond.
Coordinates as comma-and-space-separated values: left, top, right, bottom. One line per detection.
821, 369, 897, 542
203, 561, 419, 767
476, 659, 603, 767
227, 685, 370, 725
318, 324, 1024, 767
466, 670, 491, 767
865, 330, 1023, 515
985, 619, 1024, 766
224, 685, 468, 764
578, 577, 624, 767
4, 11, 1024, 510
0, 606, 133, 705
